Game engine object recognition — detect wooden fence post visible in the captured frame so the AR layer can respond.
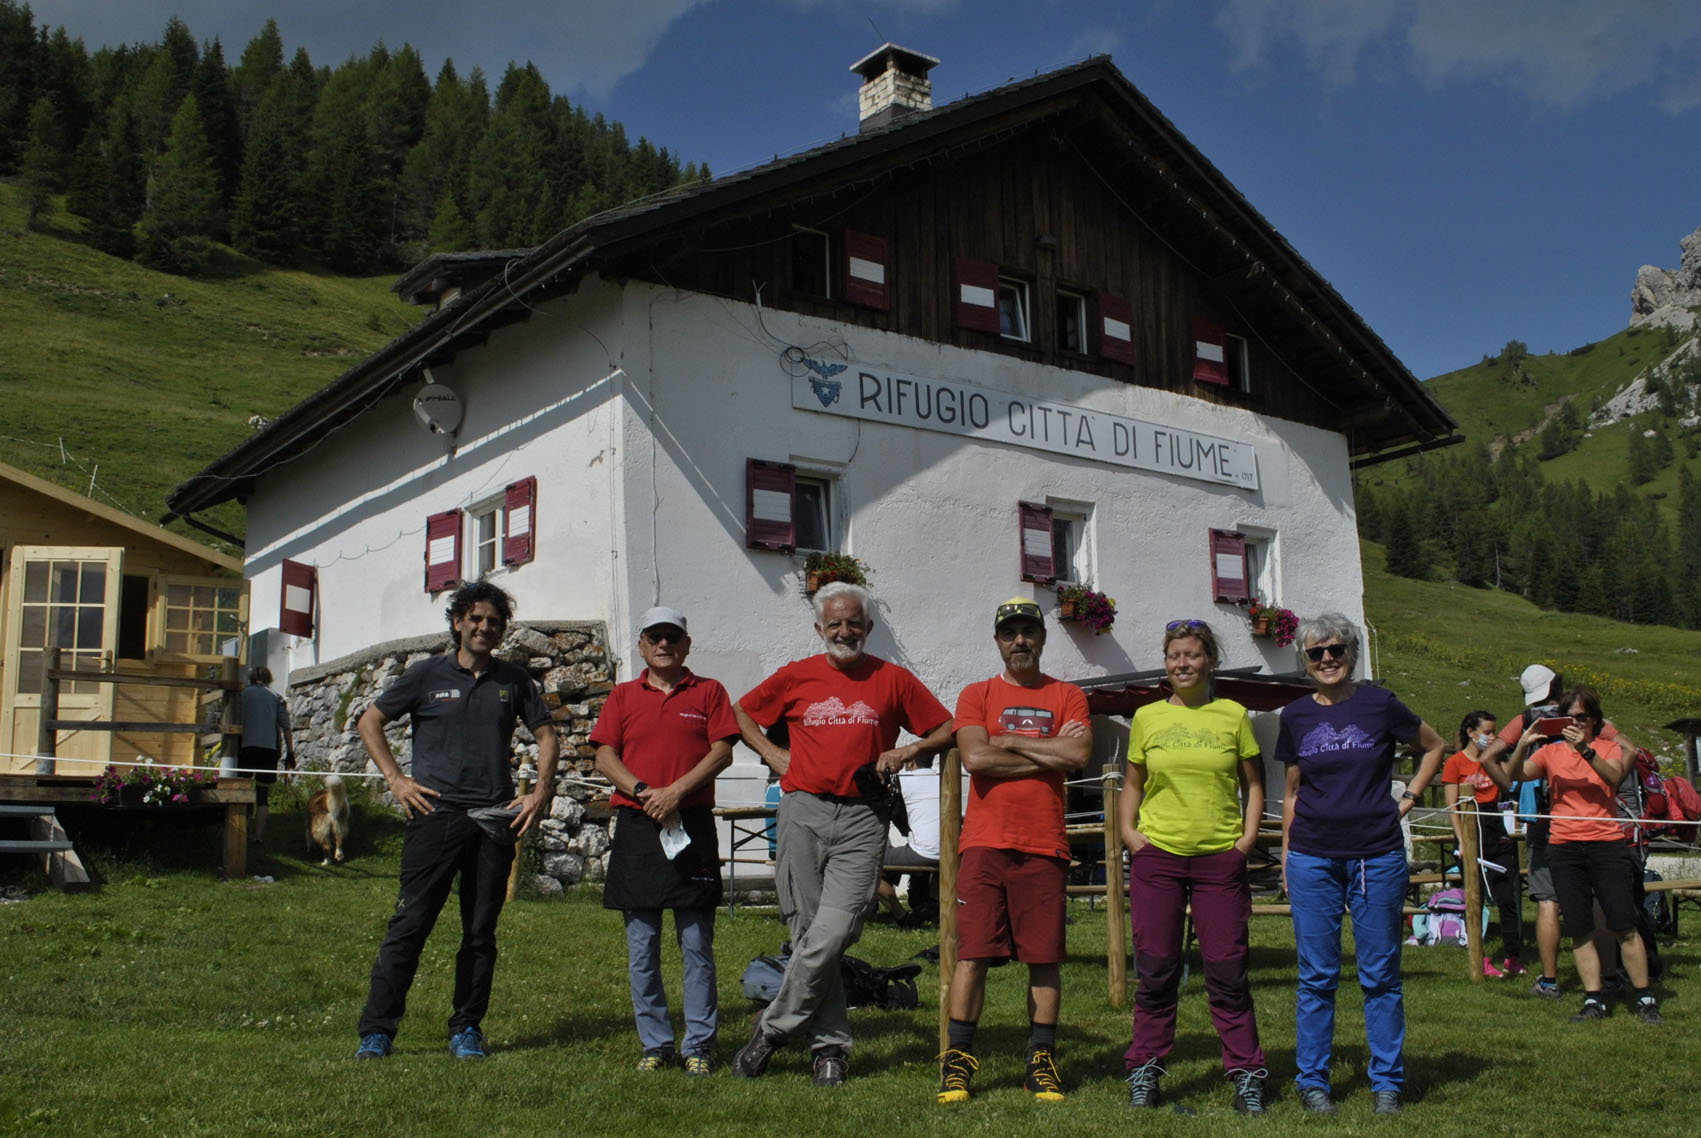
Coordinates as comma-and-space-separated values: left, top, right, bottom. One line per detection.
1458, 797, 1483, 983
938, 747, 962, 1053
507, 768, 533, 902
1102, 762, 1127, 1008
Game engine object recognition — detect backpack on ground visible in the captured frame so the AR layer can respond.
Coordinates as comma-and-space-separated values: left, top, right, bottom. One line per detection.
1408, 887, 1488, 947
741, 944, 922, 1011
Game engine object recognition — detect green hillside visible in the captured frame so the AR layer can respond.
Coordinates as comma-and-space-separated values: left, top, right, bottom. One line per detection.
1362, 536, 1701, 760
0, 182, 419, 549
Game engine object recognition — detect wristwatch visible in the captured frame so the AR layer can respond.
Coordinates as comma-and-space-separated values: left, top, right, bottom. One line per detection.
1400, 791, 1417, 802
632, 781, 649, 796
1581, 748, 1597, 762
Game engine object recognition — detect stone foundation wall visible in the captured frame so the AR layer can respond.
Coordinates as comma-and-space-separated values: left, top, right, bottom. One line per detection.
285, 620, 619, 895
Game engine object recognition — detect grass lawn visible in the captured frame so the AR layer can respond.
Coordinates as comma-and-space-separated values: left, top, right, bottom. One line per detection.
2, 795, 1696, 1137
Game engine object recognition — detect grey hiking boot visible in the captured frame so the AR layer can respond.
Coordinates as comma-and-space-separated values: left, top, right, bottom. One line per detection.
1125, 1059, 1164, 1108
1569, 998, 1611, 1022
732, 1022, 781, 1078
1373, 1089, 1402, 1114
1228, 1067, 1267, 1116
1298, 1086, 1336, 1114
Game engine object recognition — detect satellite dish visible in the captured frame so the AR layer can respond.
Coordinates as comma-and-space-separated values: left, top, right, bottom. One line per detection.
413, 382, 463, 436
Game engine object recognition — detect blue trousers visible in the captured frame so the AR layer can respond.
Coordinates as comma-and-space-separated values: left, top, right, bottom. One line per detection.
1286, 847, 1408, 1093
624, 907, 718, 1056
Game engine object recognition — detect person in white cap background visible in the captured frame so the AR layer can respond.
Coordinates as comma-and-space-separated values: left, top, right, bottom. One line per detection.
1478, 664, 1635, 998
591, 605, 740, 1076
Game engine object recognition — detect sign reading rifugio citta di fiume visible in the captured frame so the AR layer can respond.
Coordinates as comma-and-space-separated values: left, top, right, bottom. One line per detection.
790, 362, 1259, 491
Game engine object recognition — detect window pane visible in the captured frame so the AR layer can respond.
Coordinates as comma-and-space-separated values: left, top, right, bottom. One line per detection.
23, 561, 48, 603
20, 605, 46, 648
795, 481, 830, 551
166, 631, 188, 653
17, 649, 41, 695
51, 563, 78, 603
76, 607, 103, 649
168, 583, 191, 606
54, 607, 75, 648
998, 286, 1026, 339
1056, 293, 1084, 352
79, 563, 105, 603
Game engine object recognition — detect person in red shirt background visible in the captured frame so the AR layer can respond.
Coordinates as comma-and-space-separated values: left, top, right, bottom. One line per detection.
1441, 709, 1525, 978
732, 583, 954, 1086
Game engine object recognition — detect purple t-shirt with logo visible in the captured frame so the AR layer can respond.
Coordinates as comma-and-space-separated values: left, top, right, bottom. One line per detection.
1277, 684, 1421, 858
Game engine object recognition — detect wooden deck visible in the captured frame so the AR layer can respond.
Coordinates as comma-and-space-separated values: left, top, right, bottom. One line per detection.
0, 773, 258, 880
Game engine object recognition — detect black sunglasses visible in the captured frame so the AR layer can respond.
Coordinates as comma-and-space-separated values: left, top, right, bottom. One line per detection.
1166, 619, 1208, 632
642, 629, 686, 645
1305, 643, 1348, 663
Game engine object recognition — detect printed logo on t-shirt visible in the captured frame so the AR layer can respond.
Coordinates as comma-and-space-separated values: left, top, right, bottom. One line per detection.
677, 710, 708, 721
1147, 722, 1238, 751
1296, 722, 1376, 757
999, 705, 1054, 736
802, 697, 879, 727
428, 689, 462, 704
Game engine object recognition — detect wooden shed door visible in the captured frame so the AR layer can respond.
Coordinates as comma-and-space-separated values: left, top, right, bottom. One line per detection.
1, 547, 124, 775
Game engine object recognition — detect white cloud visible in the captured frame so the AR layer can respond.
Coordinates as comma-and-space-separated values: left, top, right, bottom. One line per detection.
1214, 0, 1701, 111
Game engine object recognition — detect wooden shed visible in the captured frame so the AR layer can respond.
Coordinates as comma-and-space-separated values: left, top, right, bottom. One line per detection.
0, 462, 245, 775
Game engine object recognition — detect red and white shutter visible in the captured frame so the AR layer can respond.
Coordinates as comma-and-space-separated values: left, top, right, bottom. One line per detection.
1095, 293, 1134, 363
1193, 319, 1229, 385
1019, 502, 1056, 584
502, 476, 537, 566
425, 509, 463, 592
745, 459, 797, 550
842, 230, 889, 310
278, 559, 316, 638
1210, 529, 1249, 603
953, 258, 1000, 333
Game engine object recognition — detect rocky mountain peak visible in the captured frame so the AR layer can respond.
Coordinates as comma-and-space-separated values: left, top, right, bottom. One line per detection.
1630, 226, 1701, 331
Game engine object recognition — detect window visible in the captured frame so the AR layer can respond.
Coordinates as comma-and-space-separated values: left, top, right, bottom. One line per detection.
791, 226, 831, 299
1050, 511, 1091, 584
1209, 528, 1276, 605
1241, 529, 1276, 601
998, 277, 1030, 342
1017, 501, 1093, 584
794, 476, 834, 553
1056, 289, 1087, 353
468, 498, 502, 578
160, 580, 245, 658
1225, 332, 1251, 392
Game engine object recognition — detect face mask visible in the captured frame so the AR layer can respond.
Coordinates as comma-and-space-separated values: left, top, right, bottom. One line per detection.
1474, 733, 1494, 749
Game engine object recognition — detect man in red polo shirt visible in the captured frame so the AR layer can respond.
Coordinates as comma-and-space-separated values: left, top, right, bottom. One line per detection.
732, 582, 954, 1086
937, 598, 1090, 1105
592, 606, 740, 1076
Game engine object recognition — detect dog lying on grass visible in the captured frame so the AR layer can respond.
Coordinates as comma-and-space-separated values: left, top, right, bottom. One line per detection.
306, 774, 350, 865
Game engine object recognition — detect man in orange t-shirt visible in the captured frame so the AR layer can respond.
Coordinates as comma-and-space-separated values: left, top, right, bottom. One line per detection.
936, 599, 1091, 1106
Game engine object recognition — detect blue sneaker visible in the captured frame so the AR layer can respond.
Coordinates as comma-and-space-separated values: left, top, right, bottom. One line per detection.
355, 1032, 392, 1059
448, 1026, 488, 1059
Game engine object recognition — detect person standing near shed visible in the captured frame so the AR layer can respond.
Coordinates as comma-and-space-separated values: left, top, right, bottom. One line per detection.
352, 581, 558, 1061
592, 606, 740, 1076
239, 666, 295, 844
732, 582, 954, 1086
936, 598, 1090, 1105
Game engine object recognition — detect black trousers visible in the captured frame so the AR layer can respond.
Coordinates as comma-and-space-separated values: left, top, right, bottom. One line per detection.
358, 808, 515, 1037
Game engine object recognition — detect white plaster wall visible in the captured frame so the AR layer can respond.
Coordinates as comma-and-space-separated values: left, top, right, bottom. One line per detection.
242, 279, 631, 667
613, 282, 1364, 739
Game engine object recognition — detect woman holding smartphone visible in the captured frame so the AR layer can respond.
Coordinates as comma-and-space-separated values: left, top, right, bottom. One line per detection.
1492, 686, 1661, 1025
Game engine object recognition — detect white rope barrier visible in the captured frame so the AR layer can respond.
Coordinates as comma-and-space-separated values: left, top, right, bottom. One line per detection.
0, 751, 613, 792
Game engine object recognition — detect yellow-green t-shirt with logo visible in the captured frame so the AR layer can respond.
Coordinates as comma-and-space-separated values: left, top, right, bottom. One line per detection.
1126, 697, 1259, 856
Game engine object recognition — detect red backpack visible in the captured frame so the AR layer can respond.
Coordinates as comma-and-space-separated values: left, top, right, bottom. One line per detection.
1661, 773, 1701, 840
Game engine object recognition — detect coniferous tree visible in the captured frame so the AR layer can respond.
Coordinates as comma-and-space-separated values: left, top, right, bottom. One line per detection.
1675, 466, 1701, 627
231, 19, 283, 135
398, 60, 488, 256
19, 96, 64, 227
66, 95, 143, 256
231, 71, 303, 258
137, 93, 221, 273
469, 62, 554, 247
306, 56, 384, 270
0, 0, 38, 170
192, 38, 242, 213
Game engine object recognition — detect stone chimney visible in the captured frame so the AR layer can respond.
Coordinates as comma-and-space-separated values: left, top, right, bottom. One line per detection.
850, 43, 940, 132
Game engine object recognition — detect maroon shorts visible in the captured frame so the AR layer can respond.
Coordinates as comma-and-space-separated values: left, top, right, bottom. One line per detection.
956, 846, 1068, 964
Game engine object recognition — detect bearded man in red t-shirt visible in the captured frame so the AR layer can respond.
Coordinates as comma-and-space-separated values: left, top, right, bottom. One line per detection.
731, 583, 954, 1086
936, 598, 1091, 1105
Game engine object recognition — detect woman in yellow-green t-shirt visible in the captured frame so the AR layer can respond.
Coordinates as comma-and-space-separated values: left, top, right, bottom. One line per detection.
1117, 619, 1267, 1115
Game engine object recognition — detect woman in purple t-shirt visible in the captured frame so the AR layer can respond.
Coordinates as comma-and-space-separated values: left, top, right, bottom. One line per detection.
1276, 613, 1445, 1117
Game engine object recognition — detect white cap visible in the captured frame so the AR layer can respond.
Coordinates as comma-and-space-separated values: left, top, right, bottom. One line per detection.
636, 605, 688, 635
1520, 664, 1557, 705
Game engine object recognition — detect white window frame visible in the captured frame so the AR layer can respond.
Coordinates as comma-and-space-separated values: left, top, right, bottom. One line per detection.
1237, 525, 1278, 605
997, 277, 1031, 342
793, 473, 837, 554
1225, 332, 1251, 392
791, 225, 833, 300
1055, 288, 1088, 354
1048, 501, 1093, 585
466, 496, 504, 580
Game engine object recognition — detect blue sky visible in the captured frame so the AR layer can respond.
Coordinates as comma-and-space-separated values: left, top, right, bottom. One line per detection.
30, 0, 1701, 380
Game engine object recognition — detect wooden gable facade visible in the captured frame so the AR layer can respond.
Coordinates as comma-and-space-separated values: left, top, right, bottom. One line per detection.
0, 463, 246, 774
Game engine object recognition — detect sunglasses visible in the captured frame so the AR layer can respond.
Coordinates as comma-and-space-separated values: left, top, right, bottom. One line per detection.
1165, 619, 1208, 633
1304, 643, 1348, 663
642, 629, 686, 645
